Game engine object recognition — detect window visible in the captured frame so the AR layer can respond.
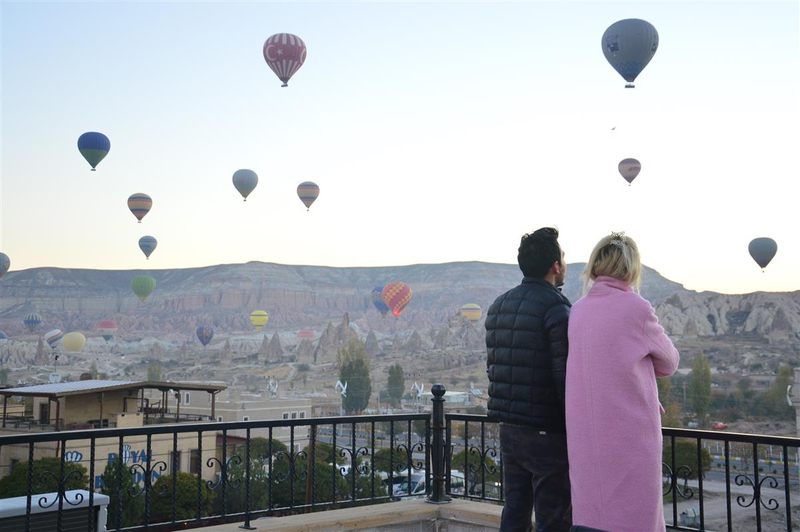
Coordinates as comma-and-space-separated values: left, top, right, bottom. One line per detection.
282, 412, 289, 420
243, 416, 249, 422
189, 449, 200, 475
291, 412, 297, 419
184, 393, 190, 405
217, 416, 223, 422
10, 458, 19, 470
299, 412, 306, 419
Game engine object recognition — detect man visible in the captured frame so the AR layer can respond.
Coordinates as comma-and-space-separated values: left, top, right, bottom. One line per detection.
485, 227, 571, 532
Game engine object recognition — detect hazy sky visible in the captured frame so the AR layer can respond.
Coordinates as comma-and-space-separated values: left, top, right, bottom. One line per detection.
1, 1, 798, 295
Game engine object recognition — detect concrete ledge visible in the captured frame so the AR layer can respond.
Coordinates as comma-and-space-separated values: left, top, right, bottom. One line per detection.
203, 499, 502, 531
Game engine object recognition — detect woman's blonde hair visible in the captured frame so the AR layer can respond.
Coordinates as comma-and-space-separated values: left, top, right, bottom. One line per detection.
581, 232, 642, 294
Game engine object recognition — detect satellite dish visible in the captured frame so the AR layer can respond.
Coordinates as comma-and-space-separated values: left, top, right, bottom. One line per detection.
49, 372, 62, 384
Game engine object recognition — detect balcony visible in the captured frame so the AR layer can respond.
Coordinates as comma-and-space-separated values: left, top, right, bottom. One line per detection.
0, 384, 798, 532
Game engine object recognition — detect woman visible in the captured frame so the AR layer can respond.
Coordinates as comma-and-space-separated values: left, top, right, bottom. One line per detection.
566, 232, 679, 532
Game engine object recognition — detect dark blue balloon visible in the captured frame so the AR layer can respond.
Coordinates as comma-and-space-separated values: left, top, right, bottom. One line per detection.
0, 331, 8, 341
371, 286, 390, 316
196, 325, 214, 347
77, 132, 111, 170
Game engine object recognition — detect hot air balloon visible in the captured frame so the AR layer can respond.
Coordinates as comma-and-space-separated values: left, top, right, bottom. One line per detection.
297, 182, 320, 210
371, 287, 390, 316
250, 310, 269, 331
748, 238, 778, 271
602, 19, 659, 88
138, 236, 158, 260
77, 132, 111, 170
382, 282, 413, 319
196, 325, 214, 347
263, 33, 307, 87
23, 313, 42, 332
297, 330, 315, 340
459, 304, 482, 324
232, 170, 258, 201
618, 158, 641, 185
98, 320, 118, 343
0, 252, 10, 279
131, 276, 157, 302
128, 193, 153, 223
45, 329, 64, 349
62, 332, 86, 352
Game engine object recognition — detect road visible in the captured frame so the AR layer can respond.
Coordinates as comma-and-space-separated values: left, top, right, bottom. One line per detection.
664, 477, 797, 529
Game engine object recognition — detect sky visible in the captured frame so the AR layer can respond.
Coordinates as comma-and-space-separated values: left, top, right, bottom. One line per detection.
1, 0, 798, 295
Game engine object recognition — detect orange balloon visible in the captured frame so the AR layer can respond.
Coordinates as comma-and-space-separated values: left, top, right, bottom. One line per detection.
382, 282, 413, 318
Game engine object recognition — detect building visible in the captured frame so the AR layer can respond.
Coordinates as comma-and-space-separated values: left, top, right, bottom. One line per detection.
178, 387, 312, 451
0, 380, 226, 489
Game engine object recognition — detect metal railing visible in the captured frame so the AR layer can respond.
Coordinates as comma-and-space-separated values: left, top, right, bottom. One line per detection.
1, 383, 799, 532
442, 410, 800, 532
0, 410, 432, 531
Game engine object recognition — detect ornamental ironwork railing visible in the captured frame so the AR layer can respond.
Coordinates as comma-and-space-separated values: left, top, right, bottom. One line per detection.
2, 383, 799, 532
0, 411, 432, 531
442, 413, 800, 532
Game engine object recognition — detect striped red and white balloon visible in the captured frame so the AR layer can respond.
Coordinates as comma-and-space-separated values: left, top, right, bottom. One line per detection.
382, 282, 413, 319
297, 182, 319, 210
127, 193, 153, 223
263, 33, 307, 87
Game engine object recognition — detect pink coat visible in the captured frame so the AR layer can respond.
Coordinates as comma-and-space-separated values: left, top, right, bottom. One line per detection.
565, 276, 679, 532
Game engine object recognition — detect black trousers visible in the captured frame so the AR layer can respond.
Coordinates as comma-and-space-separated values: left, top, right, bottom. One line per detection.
499, 424, 572, 532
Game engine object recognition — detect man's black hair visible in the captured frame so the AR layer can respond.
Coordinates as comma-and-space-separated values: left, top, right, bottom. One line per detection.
517, 227, 561, 278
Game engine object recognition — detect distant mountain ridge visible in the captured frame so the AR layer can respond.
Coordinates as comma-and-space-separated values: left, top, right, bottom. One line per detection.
1, 261, 797, 342
0, 260, 685, 332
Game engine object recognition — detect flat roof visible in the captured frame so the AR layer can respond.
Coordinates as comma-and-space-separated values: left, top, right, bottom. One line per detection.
0, 380, 226, 398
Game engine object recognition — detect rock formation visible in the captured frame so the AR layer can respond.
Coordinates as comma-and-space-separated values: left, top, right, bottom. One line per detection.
34, 338, 49, 366
403, 330, 426, 352
296, 338, 314, 362
266, 333, 283, 362
365, 330, 379, 357
656, 292, 800, 340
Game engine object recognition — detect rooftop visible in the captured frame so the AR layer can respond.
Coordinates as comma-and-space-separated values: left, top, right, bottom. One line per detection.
0, 380, 226, 398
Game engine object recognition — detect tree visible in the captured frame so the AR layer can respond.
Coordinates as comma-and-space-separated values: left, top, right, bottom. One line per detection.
662, 440, 712, 480
662, 402, 683, 428
151, 472, 215, 522
90, 361, 98, 379
0, 457, 88, 498
451, 449, 501, 483
412, 419, 427, 439
765, 365, 794, 420
100, 458, 144, 528
150, 342, 164, 359
147, 361, 162, 381
387, 363, 405, 406
0, 367, 8, 386
656, 377, 672, 408
338, 339, 372, 414
689, 352, 711, 427
373, 447, 411, 474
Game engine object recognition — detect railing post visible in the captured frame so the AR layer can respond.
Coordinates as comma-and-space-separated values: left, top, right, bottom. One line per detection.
427, 383, 451, 504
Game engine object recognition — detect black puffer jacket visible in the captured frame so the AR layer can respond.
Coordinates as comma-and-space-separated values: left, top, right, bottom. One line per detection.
485, 277, 571, 431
